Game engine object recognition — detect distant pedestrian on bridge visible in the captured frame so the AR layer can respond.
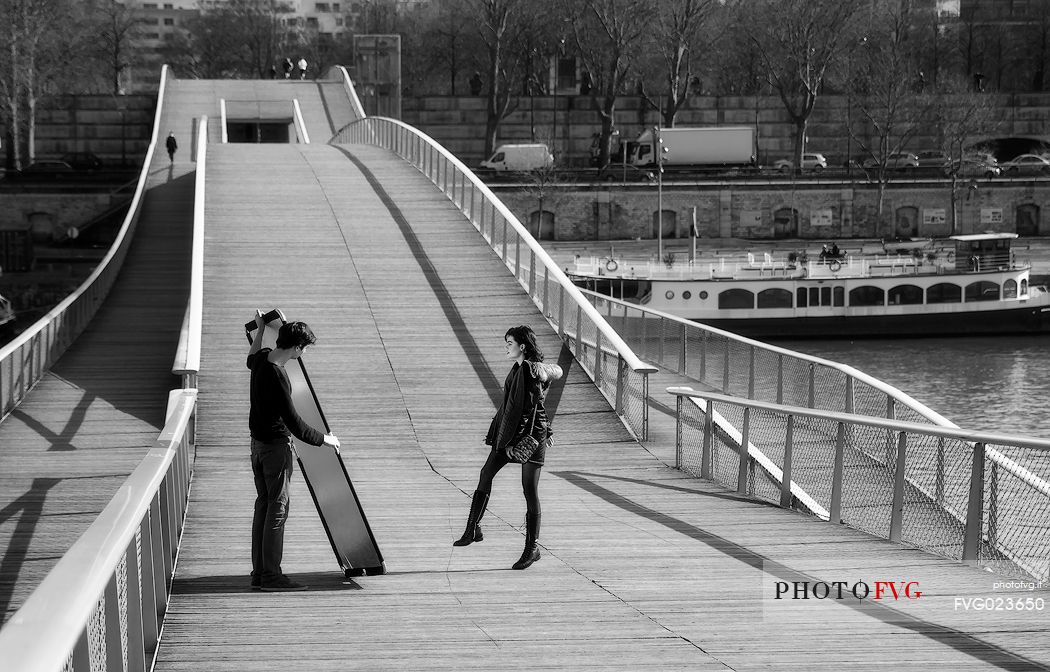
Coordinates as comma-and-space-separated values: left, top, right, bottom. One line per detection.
453, 325, 562, 570
165, 132, 177, 163
297, 57, 308, 80
246, 314, 341, 591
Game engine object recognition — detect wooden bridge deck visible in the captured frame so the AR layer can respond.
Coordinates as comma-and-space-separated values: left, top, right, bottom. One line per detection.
152, 143, 1050, 671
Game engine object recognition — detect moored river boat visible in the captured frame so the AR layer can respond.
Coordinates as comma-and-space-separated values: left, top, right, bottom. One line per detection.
568, 233, 1050, 338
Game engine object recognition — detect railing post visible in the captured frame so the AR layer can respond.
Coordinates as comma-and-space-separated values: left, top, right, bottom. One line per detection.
988, 461, 999, 550
701, 399, 714, 479
935, 437, 945, 504
558, 286, 566, 337
722, 342, 731, 393
675, 394, 683, 469
574, 305, 583, 359
594, 331, 603, 388
807, 361, 815, 408
748, 346, 756, 398
502, 219, 509, 261
962, 442, 986, 564
889, 431, 908, 543
780, 414, 795, 508
615, 355, 626, 414
642, 371, 649, 441
699, 330, 707, 381
844, 375, 854, 414
829, 421, 846, 524
104, 568, 123, 671
543, 266, 550, 316
657, 316, 665, 363
737, 407, 751, 494
678, 322, 687, 374
125, 537, 146, 672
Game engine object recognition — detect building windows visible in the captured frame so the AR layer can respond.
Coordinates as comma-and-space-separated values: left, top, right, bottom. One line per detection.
163, 17, 174, 25
316, 2, 330, 11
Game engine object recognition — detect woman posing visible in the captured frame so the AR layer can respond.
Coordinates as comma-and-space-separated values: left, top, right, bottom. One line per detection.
453, 325, 562, 570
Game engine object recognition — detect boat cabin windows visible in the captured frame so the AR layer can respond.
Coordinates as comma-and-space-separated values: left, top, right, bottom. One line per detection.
1021, 279, 1029, 296
1004, 279, 1017, 299
927, 283, 962, 303
966, 281, 1000, 302
795, 286, 844, 308
849, 286, 885, 307
888, 284, 923, 305
758, 288, 792, 308
719, 288, 754, 309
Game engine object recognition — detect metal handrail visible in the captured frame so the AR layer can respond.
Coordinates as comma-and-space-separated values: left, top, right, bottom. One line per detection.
669, 386, 1050, 580
0, 65, 170, 419
327, 65, 366, 120
172, 115, 207, 388
581, 289, 954, 425
0, 388, 197, 672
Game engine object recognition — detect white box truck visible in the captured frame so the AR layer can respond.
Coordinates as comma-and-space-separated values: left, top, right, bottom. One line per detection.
630, 127, 755, 171
480, 143, 554, 172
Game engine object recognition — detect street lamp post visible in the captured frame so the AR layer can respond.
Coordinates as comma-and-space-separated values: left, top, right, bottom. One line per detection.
655, 126, 666, 261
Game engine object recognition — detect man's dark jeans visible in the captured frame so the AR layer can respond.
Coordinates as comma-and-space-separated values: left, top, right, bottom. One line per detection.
251, 436, 294, 582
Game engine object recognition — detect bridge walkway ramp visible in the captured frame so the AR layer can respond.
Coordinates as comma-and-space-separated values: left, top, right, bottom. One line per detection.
154, 142, 1050, 671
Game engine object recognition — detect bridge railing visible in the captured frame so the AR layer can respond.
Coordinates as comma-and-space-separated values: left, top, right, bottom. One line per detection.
332, 118, 658, 439
670, 387, 1050, 584
0, 65, 171, 420
0, 388, 196, 671
581, 290, 950, 425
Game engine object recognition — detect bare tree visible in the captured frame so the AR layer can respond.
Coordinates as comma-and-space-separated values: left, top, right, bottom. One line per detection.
847, 0, 934, 236
92, 0, 140, 95
936, 79, 1000, 234
637, 0, 715, 127
733, 0, 867, 170
462, 0, 528, 157
571, 0, 655, 168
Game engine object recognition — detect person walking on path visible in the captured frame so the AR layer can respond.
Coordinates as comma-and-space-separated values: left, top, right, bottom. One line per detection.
297, 57, 308, 80
246, 313, 341, 591
283, 57, 294, 79
453, 325, 562, 570
165, 131, 177, 163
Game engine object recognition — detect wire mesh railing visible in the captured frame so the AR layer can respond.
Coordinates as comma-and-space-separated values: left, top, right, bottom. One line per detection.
331, 117, 657, 439
672, 388, 1050, 584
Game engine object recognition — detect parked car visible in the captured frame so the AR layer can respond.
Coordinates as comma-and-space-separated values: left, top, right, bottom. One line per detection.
862, 152, 920, 171
9, 160, 74, 180
773, 153, 827, 172
946, 158, 1000, 178
61, 152, 104, 171
914, 150, 949, 170
1000, 153, 1050, 174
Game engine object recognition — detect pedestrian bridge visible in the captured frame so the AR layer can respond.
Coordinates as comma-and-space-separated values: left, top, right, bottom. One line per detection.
0, 67, 1048, 671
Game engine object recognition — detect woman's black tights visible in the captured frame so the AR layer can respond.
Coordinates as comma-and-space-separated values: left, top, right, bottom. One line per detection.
476, 449, 541, 515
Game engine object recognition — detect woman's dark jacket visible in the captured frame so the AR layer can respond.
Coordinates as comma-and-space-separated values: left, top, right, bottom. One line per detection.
485, 360, 562, 451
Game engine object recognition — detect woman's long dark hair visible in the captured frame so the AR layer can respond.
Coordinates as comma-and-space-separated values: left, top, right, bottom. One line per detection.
505, 325, 544, 362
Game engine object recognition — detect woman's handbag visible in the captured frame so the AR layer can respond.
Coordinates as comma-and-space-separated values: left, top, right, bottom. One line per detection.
506, 434, 540, 463
506, 405, 542, 463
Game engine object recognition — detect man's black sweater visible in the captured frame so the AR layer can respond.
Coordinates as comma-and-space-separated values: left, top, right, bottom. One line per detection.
247, 348, 324, 446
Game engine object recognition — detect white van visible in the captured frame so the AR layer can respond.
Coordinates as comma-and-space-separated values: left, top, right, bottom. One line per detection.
480, 143, 554, 172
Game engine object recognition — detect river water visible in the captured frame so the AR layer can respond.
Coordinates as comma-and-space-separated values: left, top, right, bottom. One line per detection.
769, 335, 1050, 439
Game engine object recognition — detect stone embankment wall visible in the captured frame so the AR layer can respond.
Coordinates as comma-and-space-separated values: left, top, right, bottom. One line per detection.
404, 92, 1050, 167
492, 180, 1050, 241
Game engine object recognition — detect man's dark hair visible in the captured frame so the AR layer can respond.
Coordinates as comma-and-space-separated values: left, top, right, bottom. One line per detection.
276, 321, 317, 350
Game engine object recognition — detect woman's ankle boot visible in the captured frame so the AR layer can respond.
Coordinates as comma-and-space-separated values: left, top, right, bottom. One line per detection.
453, 491, 489, 546
512, 512, 541, 569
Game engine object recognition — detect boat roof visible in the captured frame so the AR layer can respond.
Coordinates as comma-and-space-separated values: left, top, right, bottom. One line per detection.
949, 233, 1018, 241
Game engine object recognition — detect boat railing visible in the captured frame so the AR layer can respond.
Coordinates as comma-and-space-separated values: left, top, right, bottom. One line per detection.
331, 117, 658, 440
669, 387, 1050, 584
